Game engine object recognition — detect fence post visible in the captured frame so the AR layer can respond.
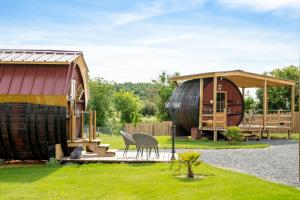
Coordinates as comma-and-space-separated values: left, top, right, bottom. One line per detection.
152, 124, 155, 136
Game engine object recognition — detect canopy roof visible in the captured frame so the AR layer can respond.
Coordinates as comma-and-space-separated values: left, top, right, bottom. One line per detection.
170, 70, 295, 87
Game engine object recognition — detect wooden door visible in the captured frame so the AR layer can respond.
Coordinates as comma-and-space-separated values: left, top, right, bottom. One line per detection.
215, 92, 227, 128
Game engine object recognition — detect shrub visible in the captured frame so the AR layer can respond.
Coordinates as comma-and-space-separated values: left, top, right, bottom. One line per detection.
141, 101, 157, 116
47, 157, 61, 167
175, 151, 202, 178
225, 126, 241, 144
113, 91, 142, 124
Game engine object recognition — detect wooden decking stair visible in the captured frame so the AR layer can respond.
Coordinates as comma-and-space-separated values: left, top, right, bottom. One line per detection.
68, 138, 117, 157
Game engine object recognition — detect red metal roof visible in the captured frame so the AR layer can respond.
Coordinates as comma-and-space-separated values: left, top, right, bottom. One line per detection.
0, 64, 70, 95
0, 49, 90, 107
0, 49, 82, 63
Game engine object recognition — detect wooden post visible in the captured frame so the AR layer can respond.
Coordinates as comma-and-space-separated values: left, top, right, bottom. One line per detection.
199, 78, 204, 130
93, 110, 97, 139
298, 75, 300, 181
55, 144, 64, 160
89, 111, 93, 142
290, 85, 295, 139
70, 110, 74, 142
224, 92, 227, 129
213, 76, 217, 142
69, 109, 72, 141
72, 110, 76, 142
80, 112, 84, 139
263, 80, 268, 136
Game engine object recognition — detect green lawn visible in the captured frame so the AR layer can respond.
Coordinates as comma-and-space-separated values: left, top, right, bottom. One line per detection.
270, 133, 299, 140
100, 135, 269, 150
0, 163, 299, 200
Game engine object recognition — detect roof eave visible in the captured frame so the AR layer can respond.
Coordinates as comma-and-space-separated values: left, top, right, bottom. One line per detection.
170, 70, 295, 87
0, 61, 70, 65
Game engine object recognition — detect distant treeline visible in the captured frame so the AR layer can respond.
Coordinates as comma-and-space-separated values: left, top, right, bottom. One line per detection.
88, 72, 178, 128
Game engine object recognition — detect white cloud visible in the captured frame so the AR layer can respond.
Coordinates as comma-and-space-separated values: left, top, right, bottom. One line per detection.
0, 0, 298, 83
109, 0, 205, 27
219, 0, 300, 11
1, 22, 298, 83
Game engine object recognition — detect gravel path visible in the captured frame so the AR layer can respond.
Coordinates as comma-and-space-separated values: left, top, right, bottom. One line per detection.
197, 140, 299, 187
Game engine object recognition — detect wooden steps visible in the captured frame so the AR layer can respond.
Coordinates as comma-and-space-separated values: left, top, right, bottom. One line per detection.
67, 138, 116, 157
67, 139, 101, 147
104, 149, 118, 157
89, 143, 116, 157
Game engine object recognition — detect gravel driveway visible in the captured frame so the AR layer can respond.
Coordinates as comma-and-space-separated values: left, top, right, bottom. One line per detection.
198, 140, 299, 187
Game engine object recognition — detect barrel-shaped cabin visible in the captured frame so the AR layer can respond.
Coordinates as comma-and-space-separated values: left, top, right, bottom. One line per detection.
169, 78, 243, 136
169, 70, 296, 140
0, 49, 89, 160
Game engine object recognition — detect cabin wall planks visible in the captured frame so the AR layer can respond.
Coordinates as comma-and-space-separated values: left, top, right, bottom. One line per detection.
0, 103, 68, 160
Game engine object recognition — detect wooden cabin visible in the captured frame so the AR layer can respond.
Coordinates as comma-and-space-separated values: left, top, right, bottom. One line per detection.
169, 70, 296, 141
0, 49, 115, 160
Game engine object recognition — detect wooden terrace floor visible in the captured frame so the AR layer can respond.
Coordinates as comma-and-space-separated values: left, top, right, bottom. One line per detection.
60, 150, 177, 163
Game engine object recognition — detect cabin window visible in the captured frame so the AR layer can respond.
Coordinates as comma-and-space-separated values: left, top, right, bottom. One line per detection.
217, 92, 225, 112
70, 79, 77, 99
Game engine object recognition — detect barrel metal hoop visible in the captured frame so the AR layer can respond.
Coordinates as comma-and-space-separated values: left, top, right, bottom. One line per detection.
26, 103, 36, 159
5, 104, 17, 158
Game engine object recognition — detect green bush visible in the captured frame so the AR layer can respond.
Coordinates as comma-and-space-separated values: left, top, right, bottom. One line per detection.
113, 91, 142, 124
47, 157, 61, 168
225, 126, 241, 144
175, 151, 202, 178
141, 101, 157, 116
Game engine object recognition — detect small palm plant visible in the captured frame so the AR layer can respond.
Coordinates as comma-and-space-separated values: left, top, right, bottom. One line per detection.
176, 151, 202, 178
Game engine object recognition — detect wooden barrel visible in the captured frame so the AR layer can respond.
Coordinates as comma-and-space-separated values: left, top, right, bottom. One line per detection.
169, 78, 244, 136
169, 79, 200, 136
0, 103, 69, 160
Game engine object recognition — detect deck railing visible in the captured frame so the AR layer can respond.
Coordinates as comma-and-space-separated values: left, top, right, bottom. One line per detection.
240, 110, 292, 132
68, 110, 97, 142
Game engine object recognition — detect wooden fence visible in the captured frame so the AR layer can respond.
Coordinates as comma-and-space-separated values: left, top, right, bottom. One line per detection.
294, 112, 300, 133
124, 112, 300, 136
124, 121, 172, 136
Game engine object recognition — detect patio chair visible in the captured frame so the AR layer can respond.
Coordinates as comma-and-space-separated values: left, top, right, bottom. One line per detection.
132, 133, 159, 159
120, 131, 136, 156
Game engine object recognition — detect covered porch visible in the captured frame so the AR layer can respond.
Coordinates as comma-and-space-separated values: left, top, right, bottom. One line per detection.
170, 70, 296, 141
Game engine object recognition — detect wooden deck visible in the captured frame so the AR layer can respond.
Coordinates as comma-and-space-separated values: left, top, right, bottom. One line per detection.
67, 138, 101, 147
60, 150, 177, 163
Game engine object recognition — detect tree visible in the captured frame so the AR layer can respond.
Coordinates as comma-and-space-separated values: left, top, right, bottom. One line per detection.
157, 86, 174, 120
256, 65, 299, 111
88, 77, 114, 127
114, 91, 142, 124
153, 71, 179, 121
244, 94, 256, 113
141, 101, 157, 116
114, 82, 160, 101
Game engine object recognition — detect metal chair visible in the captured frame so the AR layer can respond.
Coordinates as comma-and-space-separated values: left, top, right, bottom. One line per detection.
120, 131, 136, 156
132, 133, 159, 159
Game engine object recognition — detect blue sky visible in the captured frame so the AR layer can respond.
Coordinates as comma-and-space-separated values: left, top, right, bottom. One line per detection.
0, 0, 299, 83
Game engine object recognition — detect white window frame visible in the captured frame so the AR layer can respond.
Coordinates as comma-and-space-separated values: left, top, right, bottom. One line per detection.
70, 79, 77, 99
